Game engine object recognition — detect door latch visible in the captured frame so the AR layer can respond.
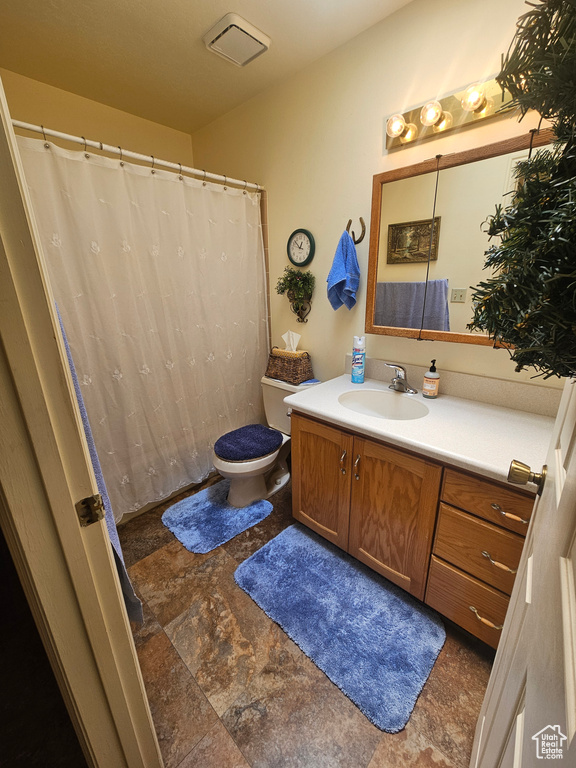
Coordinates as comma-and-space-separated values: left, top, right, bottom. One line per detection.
75, 493, 105, 527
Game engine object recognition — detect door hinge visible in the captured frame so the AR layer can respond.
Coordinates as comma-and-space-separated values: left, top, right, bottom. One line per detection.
75, 493, 105, 527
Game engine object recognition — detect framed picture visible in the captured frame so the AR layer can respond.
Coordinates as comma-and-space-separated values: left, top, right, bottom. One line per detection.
387, 217, 441, 264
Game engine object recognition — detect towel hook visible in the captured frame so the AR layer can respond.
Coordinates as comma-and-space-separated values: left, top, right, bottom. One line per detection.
346, 217, 366, 245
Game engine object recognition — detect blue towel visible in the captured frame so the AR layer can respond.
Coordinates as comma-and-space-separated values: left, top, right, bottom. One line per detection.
327, 231, 360, 310
56, 308, 143, 624
374, 279, 450, 331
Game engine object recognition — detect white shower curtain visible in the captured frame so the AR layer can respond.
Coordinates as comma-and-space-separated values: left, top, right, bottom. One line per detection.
18, 136, 269, 520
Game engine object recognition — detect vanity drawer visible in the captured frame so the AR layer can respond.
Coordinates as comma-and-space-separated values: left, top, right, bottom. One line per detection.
441, 468, 534, 536
426, 556, 508, 649
433, 504, 524, 595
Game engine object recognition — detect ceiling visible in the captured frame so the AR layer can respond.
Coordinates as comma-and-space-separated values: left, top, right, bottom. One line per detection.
0, 0, 413, 135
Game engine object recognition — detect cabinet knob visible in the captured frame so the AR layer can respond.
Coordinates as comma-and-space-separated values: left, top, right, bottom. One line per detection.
507, 459, 547, 496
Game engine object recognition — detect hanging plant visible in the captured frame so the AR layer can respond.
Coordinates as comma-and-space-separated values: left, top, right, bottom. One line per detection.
468, 0, 576, 379
276, 266, 316, 323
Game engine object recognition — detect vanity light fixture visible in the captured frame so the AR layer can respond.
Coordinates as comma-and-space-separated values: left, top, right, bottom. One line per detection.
399, 123, 418, 144
460, 83, 487, 113
385, 77, 514, 149
432, 111, 453, 133
385, 113, 408, 139
386, 115, 418, 144
420, 100, 444, 127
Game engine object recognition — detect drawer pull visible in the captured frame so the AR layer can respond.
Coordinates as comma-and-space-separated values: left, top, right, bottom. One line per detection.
339, 449, 347, 475
481, 550, 517, 575
469, 605, 503, 631
354, 454, 361, 480
490, 502, 529, 525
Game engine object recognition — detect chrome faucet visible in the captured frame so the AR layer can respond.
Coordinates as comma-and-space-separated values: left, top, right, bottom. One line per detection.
383, 362, 418, 394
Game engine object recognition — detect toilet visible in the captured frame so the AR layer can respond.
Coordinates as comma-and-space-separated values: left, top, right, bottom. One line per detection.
212, 376, 307, 508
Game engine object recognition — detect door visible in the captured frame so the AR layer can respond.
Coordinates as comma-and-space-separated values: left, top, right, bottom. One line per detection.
291, 413, 353, 549
0, 79, 162, 766
471, 378, 576, 767
348, 437, 442, 600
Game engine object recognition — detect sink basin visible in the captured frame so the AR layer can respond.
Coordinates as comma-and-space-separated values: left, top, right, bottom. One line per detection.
338, 389, 429, 421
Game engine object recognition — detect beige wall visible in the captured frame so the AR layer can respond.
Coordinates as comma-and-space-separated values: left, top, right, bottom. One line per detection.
1, 69, 194, 166
192, 0, 560, 389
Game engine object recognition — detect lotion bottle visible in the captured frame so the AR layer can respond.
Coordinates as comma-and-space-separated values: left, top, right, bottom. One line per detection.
351, 336, 365, 383
422, 359, 440, 399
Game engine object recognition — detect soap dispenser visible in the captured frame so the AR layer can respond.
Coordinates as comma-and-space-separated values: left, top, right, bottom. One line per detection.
423, 360, 440, 399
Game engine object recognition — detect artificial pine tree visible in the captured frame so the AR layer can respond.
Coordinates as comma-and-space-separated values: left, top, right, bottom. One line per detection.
468, 0, 576, 378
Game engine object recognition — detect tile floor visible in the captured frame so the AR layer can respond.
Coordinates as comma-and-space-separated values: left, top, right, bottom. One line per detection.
119, 479, 495, 768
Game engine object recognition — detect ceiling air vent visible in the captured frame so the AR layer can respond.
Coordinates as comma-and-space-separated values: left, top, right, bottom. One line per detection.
203, 13, 270, 67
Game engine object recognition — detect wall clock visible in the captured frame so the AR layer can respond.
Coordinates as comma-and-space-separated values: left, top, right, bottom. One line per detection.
287, 229, 315, 267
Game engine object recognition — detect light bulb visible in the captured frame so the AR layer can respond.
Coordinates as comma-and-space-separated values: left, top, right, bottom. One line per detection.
474, 97, 494, 118
399, 123, 418, 144
386, 114, 407, 139
461, 83, 487, 113
420, 100, 443, 127
432, 111, 453, 133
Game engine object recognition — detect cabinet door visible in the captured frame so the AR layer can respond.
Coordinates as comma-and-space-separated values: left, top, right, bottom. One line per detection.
349, 437, 442, 600
291, 413, 353, 550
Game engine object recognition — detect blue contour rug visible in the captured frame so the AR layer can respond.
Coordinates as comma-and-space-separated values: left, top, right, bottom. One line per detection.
161, 480, 273, 554
234, 524, 446, 732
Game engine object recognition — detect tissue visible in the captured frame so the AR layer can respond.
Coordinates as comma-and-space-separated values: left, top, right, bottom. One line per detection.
282, 331, 301, 351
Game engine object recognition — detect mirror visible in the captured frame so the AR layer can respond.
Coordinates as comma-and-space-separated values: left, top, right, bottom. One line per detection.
365, 129, 554, 345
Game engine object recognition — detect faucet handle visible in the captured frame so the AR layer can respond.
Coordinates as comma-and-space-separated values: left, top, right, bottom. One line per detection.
383, 362, 417, 394
383, 361, 406, 378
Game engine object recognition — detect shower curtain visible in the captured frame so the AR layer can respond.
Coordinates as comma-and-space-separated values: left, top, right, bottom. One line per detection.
18, 136, 269, 521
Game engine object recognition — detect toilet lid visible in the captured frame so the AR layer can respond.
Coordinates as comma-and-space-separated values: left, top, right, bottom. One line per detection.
214, 423, 283, 462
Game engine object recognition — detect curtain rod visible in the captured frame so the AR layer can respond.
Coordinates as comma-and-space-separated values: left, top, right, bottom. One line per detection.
11, 120, 263, 192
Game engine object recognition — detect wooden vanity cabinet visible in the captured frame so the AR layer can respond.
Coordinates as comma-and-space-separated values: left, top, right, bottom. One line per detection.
425, 468, 533, 649
348, 437, 442, 600
291, 412, 537, 649
290, 414, 353, 550
291, 413, 442, 600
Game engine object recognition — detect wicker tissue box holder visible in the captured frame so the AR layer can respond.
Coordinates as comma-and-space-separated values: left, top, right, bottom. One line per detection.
265, 346, 314, 386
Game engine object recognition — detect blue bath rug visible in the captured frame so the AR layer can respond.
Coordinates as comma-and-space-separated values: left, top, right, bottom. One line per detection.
161, 480, 272, 554
234, 524, 445, 732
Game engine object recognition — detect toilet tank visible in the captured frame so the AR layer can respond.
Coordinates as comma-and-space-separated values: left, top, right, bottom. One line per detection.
261, 376, 307, 435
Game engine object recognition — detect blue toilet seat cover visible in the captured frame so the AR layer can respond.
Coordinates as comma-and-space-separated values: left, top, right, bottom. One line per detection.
214, 424, 283, 462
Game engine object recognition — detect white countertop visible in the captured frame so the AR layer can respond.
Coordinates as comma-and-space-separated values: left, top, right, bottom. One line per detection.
284, 374, 555, 486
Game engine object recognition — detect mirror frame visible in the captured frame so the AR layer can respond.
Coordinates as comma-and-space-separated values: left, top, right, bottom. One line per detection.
365, 128, 554, 345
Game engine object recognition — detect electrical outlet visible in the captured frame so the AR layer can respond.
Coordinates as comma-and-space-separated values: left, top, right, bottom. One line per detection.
450, 288, 467, 303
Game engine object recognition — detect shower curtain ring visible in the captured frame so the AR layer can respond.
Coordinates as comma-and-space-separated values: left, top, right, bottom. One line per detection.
202, 170, 207, 186
118, 146, 124, 167
41, 125, 49, 148
178, 163, 183, 180
151, 155, 155, 174
223, 175, 227, 190
82, 136, 89, 158
243, 180, 247, 195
